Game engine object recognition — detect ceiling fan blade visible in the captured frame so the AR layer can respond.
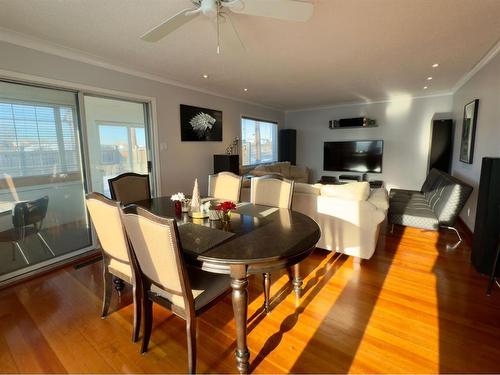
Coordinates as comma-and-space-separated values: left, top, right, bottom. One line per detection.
229, 0, 313, 22
141, 8, 199, 42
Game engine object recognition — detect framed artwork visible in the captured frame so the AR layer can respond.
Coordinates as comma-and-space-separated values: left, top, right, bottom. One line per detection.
180, 104, 222, 141
459, 99, 479, 164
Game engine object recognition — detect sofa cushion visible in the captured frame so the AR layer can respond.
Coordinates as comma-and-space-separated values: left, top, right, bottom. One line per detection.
320, 182, 370, 201
368, 188, 389, 211
290, 165, 309, 183
389, 188, 421, 202
294, 182, 321, 195
389, 202, 439, 230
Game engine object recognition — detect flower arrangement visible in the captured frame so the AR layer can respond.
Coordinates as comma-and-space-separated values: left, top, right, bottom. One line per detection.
215, 201, 237, 224
171, 192, 185, 202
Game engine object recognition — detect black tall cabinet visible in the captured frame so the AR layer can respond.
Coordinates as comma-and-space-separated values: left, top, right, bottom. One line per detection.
428, 119, 453, 173
472, 157, 500, 277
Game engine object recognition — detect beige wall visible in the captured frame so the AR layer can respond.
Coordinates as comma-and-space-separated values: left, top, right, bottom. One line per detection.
285, 95, 454, 191
451, 51, 500, 231
0, 41, 284, 196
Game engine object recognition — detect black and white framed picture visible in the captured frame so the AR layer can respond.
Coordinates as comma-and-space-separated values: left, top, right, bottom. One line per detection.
459, 99, 479, 164
180, 104, 223, 141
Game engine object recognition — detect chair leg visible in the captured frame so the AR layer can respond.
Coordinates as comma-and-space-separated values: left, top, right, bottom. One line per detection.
186, 318, 197, 374
14, 241, 29, 264
37, 232, 56, 257
262, 273, 271, 313
141, 295, 153, 354
132, 282, 141, 343
441, 225, 463, 250
102, 270, 113, 318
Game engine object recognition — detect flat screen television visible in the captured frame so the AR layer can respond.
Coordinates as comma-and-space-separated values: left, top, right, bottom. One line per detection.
324, 140, 383, 173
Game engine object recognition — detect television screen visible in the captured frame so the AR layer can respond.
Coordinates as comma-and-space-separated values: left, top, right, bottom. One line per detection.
324, 140, 383, 173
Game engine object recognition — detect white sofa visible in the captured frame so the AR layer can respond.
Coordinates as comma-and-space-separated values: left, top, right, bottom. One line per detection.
241, 181, 388, 260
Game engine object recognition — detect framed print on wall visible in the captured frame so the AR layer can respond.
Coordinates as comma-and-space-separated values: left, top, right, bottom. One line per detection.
180, 104, 222, 141
459, 99, 479, 164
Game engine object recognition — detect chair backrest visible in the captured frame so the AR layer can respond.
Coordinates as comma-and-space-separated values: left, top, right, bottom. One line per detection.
85, 192, 130, 265
208, 172, 242, 202
120, 205, 191, 305
108, 173, 151, 205
12, 196, 49, 228
250, 176, 295, 209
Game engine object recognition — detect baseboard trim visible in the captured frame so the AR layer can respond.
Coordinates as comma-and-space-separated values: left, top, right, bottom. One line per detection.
457, 217, 473, 247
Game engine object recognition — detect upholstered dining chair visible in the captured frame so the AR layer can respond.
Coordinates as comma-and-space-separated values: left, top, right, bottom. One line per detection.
120, 205, 231, 373
108, 172, 151, 205
250, 175, 295, 313
208, 171, 243, 202
85, 192, 141, 343
0, 196, 54, 265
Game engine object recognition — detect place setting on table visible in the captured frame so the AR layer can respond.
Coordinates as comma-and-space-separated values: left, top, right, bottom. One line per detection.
131, 177, 321, 374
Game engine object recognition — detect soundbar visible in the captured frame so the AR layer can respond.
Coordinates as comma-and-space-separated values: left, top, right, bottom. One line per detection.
329, 117, 377, 129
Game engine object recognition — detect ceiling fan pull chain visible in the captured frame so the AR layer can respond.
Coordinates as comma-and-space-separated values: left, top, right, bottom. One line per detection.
216, 6, 221, 54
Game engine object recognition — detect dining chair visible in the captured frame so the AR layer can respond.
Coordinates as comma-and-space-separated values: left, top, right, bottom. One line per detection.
208, 171, 243, 202
85, 192, 141, 343
108, 172, 151, 205
120, 205, 231, 373
250, 175, 295, 313
0, 196, 54, 264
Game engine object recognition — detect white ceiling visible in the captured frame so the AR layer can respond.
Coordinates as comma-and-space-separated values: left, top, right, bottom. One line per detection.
0, 0, 499, 110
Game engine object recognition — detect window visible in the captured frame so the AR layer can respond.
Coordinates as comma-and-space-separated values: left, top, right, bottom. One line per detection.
0, 101, 78, 177
241, 117, 278, 166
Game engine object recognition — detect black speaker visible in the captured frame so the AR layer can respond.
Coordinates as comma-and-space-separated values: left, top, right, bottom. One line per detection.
278, 129, 296, 165
472, 157, 500, 276
213, 154, 239, 174
428, 119, 453, 173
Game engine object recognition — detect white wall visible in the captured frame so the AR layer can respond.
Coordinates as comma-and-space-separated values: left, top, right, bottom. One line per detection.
0, 41, 284, 195
451, 51, 500, 231
285, 95, 453, 190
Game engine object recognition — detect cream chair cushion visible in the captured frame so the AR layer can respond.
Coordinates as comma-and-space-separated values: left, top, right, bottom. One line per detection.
122, 214, 183, 294
152, 267, 230, 310
250, 177, 294, 209
110, 175, 150, 205
320, 182, 370, 201
86, 198, 130, 266
208, 172, 242, 202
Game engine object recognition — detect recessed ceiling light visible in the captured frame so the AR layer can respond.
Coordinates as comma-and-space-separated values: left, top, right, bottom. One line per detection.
427, 76, 433, 81
423, 86, 428, 90
202, 74, 209, 79
243, 88, 248, 92
432, 63, 439, 68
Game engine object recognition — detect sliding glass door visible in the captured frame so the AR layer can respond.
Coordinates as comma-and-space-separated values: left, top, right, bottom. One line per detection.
0, 82, 155, 283
83, 96, 151, 197
0, 81, 91, 280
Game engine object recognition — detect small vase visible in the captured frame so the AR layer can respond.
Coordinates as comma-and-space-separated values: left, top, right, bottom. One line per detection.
222, 211, 231, 224
174, 200, 182, 216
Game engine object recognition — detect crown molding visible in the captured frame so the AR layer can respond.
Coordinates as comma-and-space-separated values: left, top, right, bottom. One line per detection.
452, 37, 500, 93
0, 27, 282, 112
284, 91, 454, 113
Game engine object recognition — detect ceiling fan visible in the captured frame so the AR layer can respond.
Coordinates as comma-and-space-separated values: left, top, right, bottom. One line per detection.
141, 0, 314, 54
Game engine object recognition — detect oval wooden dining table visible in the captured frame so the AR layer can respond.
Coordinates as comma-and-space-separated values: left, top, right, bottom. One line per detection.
134, 197, 321, 374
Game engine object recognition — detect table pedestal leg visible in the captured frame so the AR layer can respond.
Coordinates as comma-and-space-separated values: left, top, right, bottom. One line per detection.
291, 263, 303, 297
231, 265, 250, 374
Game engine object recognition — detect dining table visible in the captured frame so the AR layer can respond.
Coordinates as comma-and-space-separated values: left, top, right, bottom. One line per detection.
134, 196, 321, 374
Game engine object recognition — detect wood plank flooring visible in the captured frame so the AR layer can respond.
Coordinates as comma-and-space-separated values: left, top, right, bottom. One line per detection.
1, 223, 499, 373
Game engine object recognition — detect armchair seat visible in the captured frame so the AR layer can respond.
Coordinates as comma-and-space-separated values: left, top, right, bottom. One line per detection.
389, 188, 422, 202
151, 267, 230, 310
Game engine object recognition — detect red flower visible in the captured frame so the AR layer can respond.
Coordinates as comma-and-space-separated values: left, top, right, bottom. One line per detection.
215, 201, 236, 213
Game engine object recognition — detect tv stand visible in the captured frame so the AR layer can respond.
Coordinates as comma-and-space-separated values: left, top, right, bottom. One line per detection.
339, 175, 361, 182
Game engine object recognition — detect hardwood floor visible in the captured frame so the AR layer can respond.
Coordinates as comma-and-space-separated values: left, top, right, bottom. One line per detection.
1, 223, 499, 373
